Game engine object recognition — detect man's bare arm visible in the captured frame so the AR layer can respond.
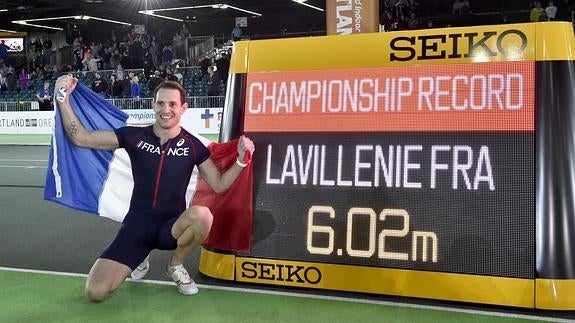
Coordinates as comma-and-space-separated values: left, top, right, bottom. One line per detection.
55, 75, 119, 150
197, 135, 255, 194
198, 158, 245, 194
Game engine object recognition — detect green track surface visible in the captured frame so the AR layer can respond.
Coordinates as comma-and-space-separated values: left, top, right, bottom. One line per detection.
0, 270, 536, 323
0, 134, 53, 145
0, 134, 220, 145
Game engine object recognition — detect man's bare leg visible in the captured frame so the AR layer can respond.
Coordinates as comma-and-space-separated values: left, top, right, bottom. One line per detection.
170, 206, 213, 265
85, 258, 132, 302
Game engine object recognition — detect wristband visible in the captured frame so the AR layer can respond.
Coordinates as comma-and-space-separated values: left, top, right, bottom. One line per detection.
236, 157, 248, 168
56, 88, 67, 103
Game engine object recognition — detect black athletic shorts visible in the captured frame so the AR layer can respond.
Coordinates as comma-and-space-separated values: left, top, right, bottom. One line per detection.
100, 213, 179, 270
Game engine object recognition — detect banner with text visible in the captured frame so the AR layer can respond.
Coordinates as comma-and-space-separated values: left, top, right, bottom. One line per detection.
326, 0, 379, 35
0, 108, 222, 135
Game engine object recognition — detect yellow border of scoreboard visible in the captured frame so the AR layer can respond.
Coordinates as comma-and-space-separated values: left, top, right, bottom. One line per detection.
205, 22, 575, 310
536, 279, 575, 310
200, 248, 534, 308
200, 249, 575, 309
230, 22, 575, 73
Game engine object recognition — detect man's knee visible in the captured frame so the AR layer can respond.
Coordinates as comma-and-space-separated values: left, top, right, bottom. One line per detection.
185, 206, 213, 238
196, 206, 213, 230
84, 283, 110, 302
193, 206, 213, 239
84, 258, 130, 302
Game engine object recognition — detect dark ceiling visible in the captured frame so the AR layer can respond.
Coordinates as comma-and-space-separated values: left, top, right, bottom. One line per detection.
0, 0, 326, 37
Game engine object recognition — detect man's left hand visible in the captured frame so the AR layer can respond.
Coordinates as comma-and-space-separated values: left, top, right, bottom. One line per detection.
237, 135, 255, 162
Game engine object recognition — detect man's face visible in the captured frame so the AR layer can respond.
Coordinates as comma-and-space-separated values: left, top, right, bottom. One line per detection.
153, 88, 186, 129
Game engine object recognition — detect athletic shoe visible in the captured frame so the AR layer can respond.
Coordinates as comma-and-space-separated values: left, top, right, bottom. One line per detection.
130, 255, 150, 280
167, 264, 199, 295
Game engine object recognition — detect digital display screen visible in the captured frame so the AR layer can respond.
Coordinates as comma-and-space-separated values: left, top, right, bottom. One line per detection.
243, 61, 535, 279
0, 38, 24, 52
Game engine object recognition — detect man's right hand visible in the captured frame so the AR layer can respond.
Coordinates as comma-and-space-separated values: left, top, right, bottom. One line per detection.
55, 75, 78, 100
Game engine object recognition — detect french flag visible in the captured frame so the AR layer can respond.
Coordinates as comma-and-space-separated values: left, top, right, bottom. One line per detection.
44, 83, 252, 252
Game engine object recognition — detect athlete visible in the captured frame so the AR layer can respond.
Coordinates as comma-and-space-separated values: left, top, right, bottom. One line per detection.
54, 75, 255, 302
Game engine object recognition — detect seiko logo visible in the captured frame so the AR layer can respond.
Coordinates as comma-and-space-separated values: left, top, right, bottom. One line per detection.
241, 261, 322, 284
389, 29, 528, 62
177, 138, 185, 147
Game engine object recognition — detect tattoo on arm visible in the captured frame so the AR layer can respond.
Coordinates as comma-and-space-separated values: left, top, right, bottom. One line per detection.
66, 121, 79, 137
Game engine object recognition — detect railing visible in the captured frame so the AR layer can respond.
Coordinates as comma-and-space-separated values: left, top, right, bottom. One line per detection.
64, 66, 202, 82
0, 101, 37, 111
185, 36, 215, 64
0, 96, 225, 112
108, 96, 225, 110
176, 66, 202, 75
68, 68, 146, 80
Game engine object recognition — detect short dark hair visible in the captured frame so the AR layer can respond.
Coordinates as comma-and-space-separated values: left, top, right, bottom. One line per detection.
153, 81, 186, 105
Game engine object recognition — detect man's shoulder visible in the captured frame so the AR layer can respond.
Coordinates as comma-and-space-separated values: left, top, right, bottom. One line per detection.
179, 128, 212, 148
117, 125, 151, 136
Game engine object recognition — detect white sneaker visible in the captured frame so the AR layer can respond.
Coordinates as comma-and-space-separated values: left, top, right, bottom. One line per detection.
130, 255, 150, 280
167, 264, 198, 295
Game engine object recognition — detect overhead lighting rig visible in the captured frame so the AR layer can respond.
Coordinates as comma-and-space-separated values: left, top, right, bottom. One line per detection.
139, 3, 262, 22
12, 15, 131, 31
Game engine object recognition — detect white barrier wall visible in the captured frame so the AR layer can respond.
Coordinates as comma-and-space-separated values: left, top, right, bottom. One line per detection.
0, 111, 55, 134
0, 108, 223, 135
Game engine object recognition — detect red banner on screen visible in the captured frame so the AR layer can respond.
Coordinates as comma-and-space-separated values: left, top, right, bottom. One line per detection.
244, 61, 534, 132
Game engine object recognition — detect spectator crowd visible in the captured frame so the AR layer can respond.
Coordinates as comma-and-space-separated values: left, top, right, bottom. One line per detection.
0, 23, 229, 108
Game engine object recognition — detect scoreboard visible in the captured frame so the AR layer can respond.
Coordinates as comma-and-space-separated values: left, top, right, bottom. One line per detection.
200, 22, 575, 310
245, 60, 535, 278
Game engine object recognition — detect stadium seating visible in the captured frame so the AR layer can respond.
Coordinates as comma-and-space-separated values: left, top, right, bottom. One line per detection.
0, 66, 225, 103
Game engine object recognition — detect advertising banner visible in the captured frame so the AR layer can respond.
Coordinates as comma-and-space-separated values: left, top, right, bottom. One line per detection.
0, 108, 223, 135
326, 0, 379, 35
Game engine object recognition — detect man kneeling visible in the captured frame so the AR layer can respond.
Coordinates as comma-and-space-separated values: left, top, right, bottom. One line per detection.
54, 75, 255, 302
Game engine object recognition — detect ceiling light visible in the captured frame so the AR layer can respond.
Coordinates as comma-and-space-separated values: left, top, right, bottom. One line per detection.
13, 15, 131, 28
149, 5, 212, 12
88, 16, 131, 25
226, 5, 261, 16
210, 4, 230, 9
138, 10, 183, 22
23, 16, 77, 22
12, 20, 63, 30
139, 3, 262, 21
292, 0, 324, 11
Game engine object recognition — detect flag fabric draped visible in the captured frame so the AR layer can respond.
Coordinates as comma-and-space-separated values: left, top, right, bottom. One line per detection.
193, 145, 253, 252
44, 83, 128, 214
44, 83, 253, 252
